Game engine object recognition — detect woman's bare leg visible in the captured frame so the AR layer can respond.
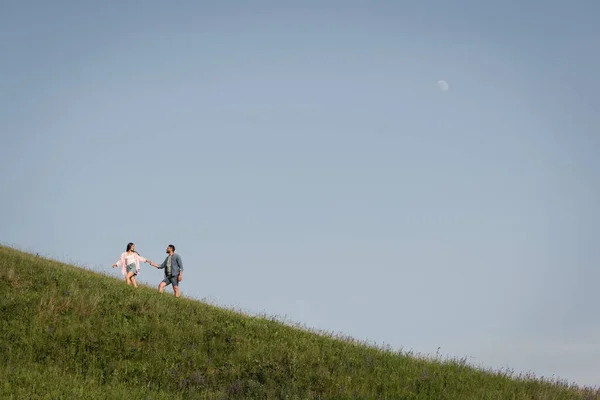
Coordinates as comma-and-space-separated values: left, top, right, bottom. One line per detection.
126, 271, 134, 286
130, 275, 138, 288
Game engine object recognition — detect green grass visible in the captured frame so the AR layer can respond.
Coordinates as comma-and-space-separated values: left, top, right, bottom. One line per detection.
0, 245, 597, 399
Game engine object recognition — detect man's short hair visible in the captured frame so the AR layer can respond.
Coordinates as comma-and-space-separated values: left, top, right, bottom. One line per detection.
168, 244, 175, 252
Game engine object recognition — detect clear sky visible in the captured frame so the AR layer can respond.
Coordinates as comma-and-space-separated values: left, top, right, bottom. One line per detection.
1, 0, 599, 388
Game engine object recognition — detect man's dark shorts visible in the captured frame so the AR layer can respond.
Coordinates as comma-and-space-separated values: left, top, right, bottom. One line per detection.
162, 276, 178, 287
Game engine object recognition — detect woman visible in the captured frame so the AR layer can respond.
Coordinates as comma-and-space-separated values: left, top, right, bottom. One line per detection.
112, 242, 155, 288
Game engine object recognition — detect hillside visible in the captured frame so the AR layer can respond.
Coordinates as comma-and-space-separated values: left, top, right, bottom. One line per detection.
0, 245, 597, 399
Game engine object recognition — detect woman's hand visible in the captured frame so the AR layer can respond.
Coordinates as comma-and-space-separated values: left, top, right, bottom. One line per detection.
111, 264, 117, 268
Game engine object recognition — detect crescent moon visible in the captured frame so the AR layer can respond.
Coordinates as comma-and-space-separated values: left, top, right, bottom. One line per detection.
437, 80, 449, 92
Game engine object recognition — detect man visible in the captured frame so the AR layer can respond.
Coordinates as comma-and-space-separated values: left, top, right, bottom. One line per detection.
150, 244, 183, 297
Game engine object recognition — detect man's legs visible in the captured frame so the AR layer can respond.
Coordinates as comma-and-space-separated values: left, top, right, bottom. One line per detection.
158, 276, 180, 297
158, 276, 179, 297
170, 275, 181, 297
158, 280, 168, 293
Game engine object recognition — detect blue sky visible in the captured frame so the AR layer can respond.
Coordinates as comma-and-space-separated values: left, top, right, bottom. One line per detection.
1, 0, 599, 388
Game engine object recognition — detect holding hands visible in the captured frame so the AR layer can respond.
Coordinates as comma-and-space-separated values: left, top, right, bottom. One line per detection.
112, 259, 158, 269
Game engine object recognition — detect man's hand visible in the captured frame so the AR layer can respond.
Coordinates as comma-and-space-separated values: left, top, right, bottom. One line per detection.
178, 273, 182, 282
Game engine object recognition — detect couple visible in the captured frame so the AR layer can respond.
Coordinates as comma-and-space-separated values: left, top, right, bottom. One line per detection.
112, 242, 184, 297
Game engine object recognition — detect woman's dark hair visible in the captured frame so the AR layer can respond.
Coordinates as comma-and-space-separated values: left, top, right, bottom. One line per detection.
126, 242, 134, 252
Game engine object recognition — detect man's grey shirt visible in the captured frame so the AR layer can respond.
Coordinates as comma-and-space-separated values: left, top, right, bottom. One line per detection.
159, 253, 183, 277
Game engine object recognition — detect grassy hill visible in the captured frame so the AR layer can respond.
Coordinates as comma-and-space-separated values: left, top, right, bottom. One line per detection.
0, 245, 597, 399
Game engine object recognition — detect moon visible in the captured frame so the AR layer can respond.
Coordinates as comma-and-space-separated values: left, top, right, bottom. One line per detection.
437, 80, 449, 92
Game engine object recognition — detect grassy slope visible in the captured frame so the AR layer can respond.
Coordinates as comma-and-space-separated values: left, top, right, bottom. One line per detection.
0, 245, 597, 400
